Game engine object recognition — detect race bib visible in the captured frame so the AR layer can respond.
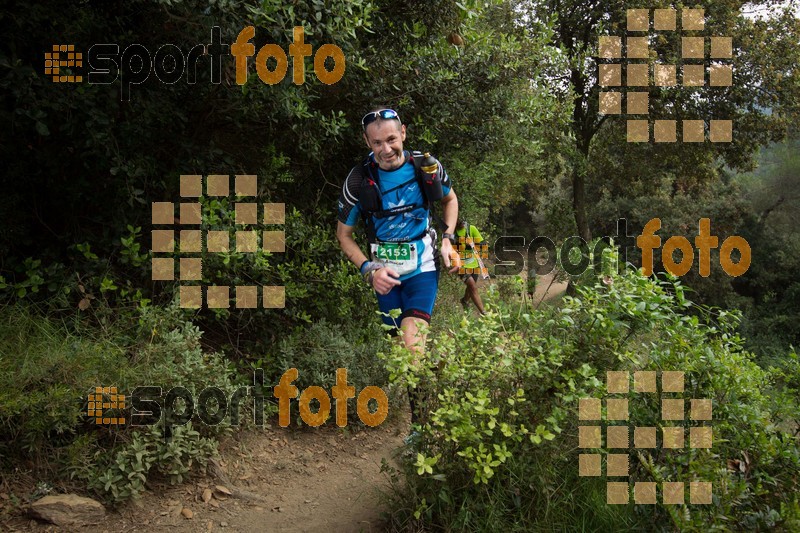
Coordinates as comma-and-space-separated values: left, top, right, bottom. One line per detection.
371, 242, 418, 276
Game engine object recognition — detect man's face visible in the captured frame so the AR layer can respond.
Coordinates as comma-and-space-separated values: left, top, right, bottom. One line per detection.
363, 119, 406, 171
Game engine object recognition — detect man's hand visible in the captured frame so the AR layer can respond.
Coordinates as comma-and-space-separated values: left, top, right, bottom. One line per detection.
440, 239, 461, 274
371, 267, 401, 295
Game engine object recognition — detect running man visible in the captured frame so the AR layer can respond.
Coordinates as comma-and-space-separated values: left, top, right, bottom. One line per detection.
336, 108, 460, 353
336, 108, 459, 424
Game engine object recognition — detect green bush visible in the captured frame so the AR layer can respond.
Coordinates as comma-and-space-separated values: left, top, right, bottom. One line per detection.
88, 423, 218, 502
269, 318, 394, 427
381, 260, 800, 531
0, 303, 245, 503
0, 207, 381, 361
0, 306, 133, 460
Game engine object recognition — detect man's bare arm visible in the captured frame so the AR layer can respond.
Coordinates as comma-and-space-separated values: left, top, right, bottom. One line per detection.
336, 221, 369, 269
440, 189, 458, 234
438, 189, 459, 271
337, 221, 401, 293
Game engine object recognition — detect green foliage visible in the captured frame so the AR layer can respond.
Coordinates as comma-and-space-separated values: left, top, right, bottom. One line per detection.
382, 256, 800, 531
88, 423, 218, 502
734, 138, 800, 364
270, 318, 391, 426
0, 0, 383, 346
0, 0, 571, 367
520, 0, 800, 240
1, 0, 798, 521
0, 303, 243, 503
0, 306, 132, 458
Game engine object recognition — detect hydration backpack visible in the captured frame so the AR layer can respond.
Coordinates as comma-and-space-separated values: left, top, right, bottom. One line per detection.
356, 151, 446, 244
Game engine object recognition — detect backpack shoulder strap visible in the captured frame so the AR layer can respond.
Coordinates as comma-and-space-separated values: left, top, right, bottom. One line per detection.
343, 156, 376, 199
409, 151, 448, 232
409, 151, 426, 203
355, 156, 379, 242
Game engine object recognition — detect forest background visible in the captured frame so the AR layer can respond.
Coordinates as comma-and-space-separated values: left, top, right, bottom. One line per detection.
1, 0, 799, 530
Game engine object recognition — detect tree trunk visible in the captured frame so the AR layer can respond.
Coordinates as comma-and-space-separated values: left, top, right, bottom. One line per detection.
569, 60, 593, 243
572, 166, 591, 242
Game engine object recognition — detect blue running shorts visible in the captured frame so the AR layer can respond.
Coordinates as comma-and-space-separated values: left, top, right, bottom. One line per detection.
375, 270, 439, 336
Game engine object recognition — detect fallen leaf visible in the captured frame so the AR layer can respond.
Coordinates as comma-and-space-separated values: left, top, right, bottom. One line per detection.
202, 488, 212, 503
181, 508, 193, 519
215, 485, 233, 496
78, 298, 90, 310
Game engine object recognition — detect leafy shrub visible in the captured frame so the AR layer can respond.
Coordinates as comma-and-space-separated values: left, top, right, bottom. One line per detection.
381, 258, 800, 531
1, 207, 381, 362
0, 306, 133, 460
88, 423, 218, 502
0, 303, 245, 503
270, 318, 393, 427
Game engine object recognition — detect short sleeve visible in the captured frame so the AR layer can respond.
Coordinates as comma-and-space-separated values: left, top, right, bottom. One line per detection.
337, 165, 362, 226
439, 160, 452, 196
471, 225, 483, 243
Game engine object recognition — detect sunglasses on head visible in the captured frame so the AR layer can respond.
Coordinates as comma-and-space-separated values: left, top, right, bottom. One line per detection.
361, 109, 401, 131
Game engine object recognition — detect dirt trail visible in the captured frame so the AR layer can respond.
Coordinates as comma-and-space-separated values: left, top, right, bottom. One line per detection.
9, 418, 407, 533
528, 271, 570, 306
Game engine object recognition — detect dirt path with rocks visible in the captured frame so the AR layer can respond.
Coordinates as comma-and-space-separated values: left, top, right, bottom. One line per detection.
8, 418, 408, 533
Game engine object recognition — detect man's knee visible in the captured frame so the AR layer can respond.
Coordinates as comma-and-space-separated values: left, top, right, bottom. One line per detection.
400, 316, 427, 334
400, 317, 428, 348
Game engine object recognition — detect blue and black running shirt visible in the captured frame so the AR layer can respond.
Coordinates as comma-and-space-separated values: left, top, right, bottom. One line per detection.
337, 150, 452, 280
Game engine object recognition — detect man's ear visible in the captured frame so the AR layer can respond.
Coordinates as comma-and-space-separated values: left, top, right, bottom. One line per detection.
400, 124, 406, 141
363, 132, 371, 149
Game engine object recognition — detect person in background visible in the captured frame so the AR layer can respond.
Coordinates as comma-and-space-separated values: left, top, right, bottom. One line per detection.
455, 219, 486, 315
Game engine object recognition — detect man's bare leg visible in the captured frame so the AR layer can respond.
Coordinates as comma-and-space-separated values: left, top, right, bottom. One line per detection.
461, 285, 471, 309
399, 316, 428, 426
464, 277, 485, 314
400, 316, 427, 359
